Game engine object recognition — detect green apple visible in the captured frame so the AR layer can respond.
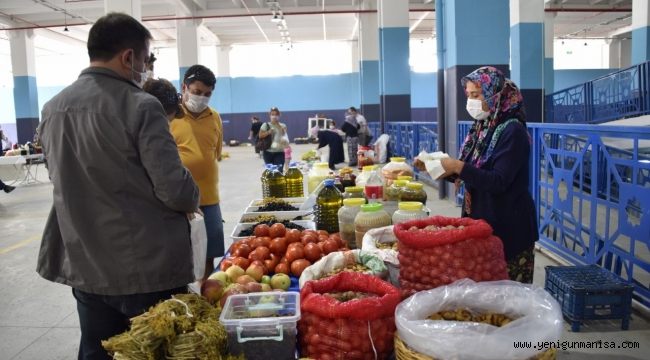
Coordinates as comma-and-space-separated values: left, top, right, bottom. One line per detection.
270, 273, 291, 291
260, 275, 271, 285
208, 271, 230, 284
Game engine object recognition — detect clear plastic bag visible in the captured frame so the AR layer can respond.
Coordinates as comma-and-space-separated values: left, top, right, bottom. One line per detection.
395, 279, 563, 360
190, 215, 207, 281
299, 249, 388, 288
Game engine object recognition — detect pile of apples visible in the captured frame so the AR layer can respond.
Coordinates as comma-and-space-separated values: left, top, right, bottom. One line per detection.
221, 223, 348, 279
201, 264, 291, 307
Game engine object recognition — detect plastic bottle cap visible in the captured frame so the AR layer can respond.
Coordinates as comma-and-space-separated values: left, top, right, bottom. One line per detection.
406, 182, 423, 190
397, 175, 413, 181
344, 186, 363, 192
398, 202, 423, 211
392, 180, 408, 187
362, 165, 376, 172
390, 157, 406, 163
360, 203, 383, 212
315, 162, 329, 168
343, 198, 365, 206
324, 179, 335, 186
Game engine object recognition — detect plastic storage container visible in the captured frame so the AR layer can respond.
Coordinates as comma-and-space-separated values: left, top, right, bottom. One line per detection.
261, 164, 272, 198
364, 169, 383, 202
268, 165, 287, 198
284, 162, 304, 198
399, 181, 427, 204
385, 179, 408, 202
342, 186, 367, 202
307, 162, 330, 194
354, 203, 391, 249
355, 165, 376, 188
392, 202, 428, 224
337, 198, 365, 249
381, 157, 413, 190
220, 292, 300, 360
314, 179, 343, 233
338, 167, 357, 188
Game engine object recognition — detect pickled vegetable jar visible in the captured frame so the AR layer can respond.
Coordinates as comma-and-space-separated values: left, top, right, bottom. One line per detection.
338, 198, 365, 249
392, 202, 427, 224
354, 203, 391, 249
399, 182, 427, 204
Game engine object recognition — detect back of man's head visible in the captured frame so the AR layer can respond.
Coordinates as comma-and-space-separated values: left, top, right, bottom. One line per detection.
87, 13, 152, 61
183, 65, 216, 89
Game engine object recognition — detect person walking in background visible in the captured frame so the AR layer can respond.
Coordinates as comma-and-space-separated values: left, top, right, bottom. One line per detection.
349, 107, 371, 146
341, 112, 359, 167
249, 116, 263, 157
171, 64, 225, 282
258, 107, 288, 167
36, 13, 199, 360
436, 66, 537, 283
311, 126, 345, 170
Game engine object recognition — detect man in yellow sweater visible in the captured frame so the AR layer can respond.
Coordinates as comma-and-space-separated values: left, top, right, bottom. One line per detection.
171, 65, 223, 281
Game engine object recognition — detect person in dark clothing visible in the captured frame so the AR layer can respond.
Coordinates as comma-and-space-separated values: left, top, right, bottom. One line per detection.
341, 113, 359, 166
311, 126, 345, 170
249, 116, 263, 156
1, 179, 15, 193
437, 66, 537, 283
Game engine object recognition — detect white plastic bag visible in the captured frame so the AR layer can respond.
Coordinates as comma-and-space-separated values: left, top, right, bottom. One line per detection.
299, 249, 388, 288
317, 145, 330, 163
395, 279, 563, 360
361, 226, 400, 286
374, 134, 390, 163
190, 215, 207, 281
417, 150, 450, 180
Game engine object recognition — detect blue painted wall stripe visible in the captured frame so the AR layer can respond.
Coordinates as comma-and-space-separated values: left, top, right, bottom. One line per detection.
511, 23, 543, 89
443, 0, 510, 68
360, 60, 379, 104
632, 26, 650, 65
544, 57, 554, 94
379, 27, 411, 96
411, 72, 437, 107
179, 66, 190, 85
214, 76, 232, 114
13, 76, 39, 118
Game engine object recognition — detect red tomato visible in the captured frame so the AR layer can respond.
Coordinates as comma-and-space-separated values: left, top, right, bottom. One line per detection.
279, 256, 290, 265
322, 239, 339, 254
301, 234, 318, 245
269, 237, 288, 256
219, 259, 233, 271
252, 246, 270, 261
316, 230, 329, 237
253, 224, 270, 237
317, 234, 329, 243
301, 229, 318, 237
264, 258, 278, 272
274, 262, 290, 274
232, 243, 251, 258
259, 237, 271, 248
303, 242, 323, 262
269, 223, 286, 238
231, 256, 250, 269
285, 245, 305, 263
286, 229, 301, 243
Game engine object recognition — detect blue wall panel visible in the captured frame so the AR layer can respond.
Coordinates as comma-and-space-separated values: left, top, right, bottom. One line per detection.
510, 23, 543, 89
13, 76, 39, 118
632, 26, 650, 65
554, 69, 618, 92
410, 72, 437, 108
379, 27, 411, 95
360, 60, 380, 105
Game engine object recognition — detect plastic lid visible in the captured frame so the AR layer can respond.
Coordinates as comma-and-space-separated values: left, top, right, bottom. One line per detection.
343, 198, 365, 206
398, 201, 423, 211
324, 179, 335, 186
344, 186, 363, 192
397, 175, 413, 181
362, 165, 377, 172
390, 157, 406, 163
392, 180, 408, 187
406, 182, 424, 190
360, 203, 384, 212
315, 162, 329, 168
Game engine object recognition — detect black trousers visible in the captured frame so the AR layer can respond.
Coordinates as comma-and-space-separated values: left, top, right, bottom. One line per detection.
73, 286, 186, 360
263, 150, 285, 167
0, 179, 5, 190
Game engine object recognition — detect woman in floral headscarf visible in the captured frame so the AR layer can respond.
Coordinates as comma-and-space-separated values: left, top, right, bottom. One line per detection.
438, 66, 538, 283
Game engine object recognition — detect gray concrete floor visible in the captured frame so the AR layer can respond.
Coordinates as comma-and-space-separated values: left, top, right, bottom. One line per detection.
0, 144, 648, 359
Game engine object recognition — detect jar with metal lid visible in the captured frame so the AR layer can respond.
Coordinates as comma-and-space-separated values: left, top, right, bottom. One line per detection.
338, 198, 365, 249
392, 202, 428, 224
342, 186, 367, 202
354, 203, 391, 249
399, 182, 427, 204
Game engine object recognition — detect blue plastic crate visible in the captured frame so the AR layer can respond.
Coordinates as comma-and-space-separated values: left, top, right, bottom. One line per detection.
544, 265, 633, 332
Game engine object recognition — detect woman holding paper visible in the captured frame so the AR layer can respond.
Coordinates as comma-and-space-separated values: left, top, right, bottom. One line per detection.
437, 66, 537, 283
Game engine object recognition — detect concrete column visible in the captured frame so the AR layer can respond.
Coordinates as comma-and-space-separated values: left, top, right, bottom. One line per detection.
621, 37, 632, 68
358, 3, 380, 123
544, 11, 555, 96
215, 45, 232, 114
632, 0, 650, 65
437, 0, 510, 196
177, 19, 200, 82
378, 0, 411, 127
104, 0, 141, 20
9, 29, 39, 144
608, 38, 622, 69
510, 0, 544, 122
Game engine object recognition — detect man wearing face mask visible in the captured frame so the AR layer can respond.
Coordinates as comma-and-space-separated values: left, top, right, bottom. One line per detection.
37, 13, 199, 359
437, 66, 537, 284
171, 65, 225, 282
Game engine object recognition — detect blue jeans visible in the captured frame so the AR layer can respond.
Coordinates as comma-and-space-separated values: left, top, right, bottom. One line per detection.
200, 203, 224, 258
73, 286, 186, 360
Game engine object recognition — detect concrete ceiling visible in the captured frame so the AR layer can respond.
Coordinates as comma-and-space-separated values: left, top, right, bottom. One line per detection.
0, 0, 635, 52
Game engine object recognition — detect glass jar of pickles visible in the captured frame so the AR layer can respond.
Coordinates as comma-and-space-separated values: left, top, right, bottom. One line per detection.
392, 202, 428, 224
354, 203, 391, 249
385, 179, 409, 202
338, 198, 365, 249
399, 182, 427, 204
342, 186, 367, 202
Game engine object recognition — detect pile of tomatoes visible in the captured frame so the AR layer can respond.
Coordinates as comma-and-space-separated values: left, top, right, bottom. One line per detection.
221, 223, 349, 278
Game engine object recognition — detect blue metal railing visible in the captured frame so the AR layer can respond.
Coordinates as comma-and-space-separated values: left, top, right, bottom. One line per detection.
546, 61, 650, 123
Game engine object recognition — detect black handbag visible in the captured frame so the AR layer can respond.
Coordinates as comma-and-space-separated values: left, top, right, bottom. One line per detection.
255, 123, 273, 152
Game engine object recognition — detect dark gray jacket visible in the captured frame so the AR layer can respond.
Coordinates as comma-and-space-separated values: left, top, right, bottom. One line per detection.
37, 67, 199, 295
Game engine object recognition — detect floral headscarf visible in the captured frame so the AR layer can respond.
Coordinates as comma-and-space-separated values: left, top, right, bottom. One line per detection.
459, 66, 527, 168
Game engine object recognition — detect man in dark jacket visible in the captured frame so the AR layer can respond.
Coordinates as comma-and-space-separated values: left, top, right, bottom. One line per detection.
37, 13, 199, 359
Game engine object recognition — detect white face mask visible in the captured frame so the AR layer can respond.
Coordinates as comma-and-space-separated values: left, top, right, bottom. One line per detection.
185, 93, 210, 113
146, 70, 154, 80
129, 52, 148, 88
466, 98, 490, 120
